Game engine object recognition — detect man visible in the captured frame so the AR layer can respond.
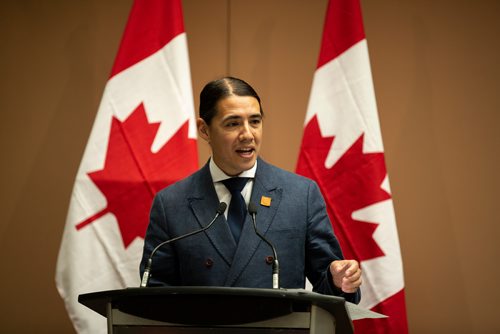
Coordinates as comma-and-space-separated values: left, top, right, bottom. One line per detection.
140, 77, 362, 303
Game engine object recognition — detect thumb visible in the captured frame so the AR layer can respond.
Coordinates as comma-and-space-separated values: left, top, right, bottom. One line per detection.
330, 260, 349, 275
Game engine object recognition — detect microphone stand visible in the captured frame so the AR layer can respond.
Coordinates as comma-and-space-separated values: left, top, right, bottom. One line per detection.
248, 202, 280, 289
140, 202, 227, 288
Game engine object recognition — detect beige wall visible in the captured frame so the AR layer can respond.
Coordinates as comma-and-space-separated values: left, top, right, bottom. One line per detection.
0, 0, 499, 332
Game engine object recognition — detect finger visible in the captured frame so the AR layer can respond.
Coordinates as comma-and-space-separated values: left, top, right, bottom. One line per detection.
345, 267, 362, 281
346, 274, 362, 286
341, 283, 359, 293
345, 274, 362, 287
344, 260, 359, 276
343, 286, 359, 293
342, 276, 362, 293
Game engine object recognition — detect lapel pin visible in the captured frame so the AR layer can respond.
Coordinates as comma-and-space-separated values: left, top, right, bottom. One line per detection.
260, 196, 272, 207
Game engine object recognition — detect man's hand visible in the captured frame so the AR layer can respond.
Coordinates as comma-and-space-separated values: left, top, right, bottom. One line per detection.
329, 260, 362, 293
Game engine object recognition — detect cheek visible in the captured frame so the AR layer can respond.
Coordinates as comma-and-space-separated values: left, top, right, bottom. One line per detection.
216, 134, 235, 151
253, 129, 263, 141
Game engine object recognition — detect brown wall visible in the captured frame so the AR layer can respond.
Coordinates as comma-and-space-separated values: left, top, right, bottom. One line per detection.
1, 0, 499, 332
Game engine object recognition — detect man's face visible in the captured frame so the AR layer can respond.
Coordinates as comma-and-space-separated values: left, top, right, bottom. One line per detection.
198, 95, 262, 176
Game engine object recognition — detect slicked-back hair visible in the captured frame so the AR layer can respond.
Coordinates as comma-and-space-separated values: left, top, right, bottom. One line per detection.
199, 77, 264, 125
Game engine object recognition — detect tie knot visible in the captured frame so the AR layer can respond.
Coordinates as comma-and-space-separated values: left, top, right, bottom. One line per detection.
222, 177, 249, 194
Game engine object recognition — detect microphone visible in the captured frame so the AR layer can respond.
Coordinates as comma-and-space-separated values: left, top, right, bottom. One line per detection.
140, 202, 227, 288
248, 202, 280, 289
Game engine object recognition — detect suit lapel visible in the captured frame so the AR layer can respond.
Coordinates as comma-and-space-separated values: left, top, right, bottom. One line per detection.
224, 159, 283, 286
188, 163, 237, 266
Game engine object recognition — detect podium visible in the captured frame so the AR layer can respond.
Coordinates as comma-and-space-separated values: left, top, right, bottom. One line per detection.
79, 286, 354, 334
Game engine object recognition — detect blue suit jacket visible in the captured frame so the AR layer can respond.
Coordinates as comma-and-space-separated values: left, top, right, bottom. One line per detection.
140, 158, 360, 303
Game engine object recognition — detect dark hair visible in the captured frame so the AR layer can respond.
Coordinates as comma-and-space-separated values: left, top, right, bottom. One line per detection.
199, 77, 264, 125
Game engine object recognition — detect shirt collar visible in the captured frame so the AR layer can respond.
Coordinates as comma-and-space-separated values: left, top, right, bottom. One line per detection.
209, 158, 257, 182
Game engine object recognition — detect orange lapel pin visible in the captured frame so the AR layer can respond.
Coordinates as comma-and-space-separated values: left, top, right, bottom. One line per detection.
260, 196, 272, 207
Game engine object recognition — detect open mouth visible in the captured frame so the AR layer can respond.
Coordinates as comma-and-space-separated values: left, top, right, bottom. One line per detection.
236, 147, 254, 157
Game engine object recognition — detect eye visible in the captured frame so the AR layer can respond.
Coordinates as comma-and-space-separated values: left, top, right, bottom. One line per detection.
225, 121, 240, 127
250, 118, 262, 126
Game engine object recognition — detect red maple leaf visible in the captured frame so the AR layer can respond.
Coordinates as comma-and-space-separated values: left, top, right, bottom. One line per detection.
76, 103, 198, 248
296, 115, 390, 261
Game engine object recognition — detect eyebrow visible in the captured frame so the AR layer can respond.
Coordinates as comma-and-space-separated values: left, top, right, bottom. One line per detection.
221, 113, 262, 122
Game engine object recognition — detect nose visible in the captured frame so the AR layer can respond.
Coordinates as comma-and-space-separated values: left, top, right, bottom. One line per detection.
239, 121, 253, 141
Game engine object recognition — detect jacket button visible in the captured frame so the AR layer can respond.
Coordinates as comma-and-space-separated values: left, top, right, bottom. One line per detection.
265, 256, 274, 265
204, 258, 214, 268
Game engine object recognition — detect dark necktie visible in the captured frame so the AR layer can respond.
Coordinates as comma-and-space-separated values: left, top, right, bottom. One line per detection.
222, 177, 250, 243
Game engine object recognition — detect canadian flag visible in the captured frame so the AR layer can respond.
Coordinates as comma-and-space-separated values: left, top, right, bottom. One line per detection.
296, 0, 408, 333
55, 0, 198, 333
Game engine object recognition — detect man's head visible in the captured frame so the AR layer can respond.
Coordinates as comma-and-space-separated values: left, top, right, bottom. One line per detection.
197, 77, 263, 176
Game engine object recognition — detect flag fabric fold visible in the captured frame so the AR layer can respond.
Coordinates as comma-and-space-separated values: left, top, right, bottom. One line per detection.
55, 1, 198, 332
296, 0, 409, 332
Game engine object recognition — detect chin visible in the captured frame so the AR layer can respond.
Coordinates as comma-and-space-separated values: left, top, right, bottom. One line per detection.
235, 161, 255, 173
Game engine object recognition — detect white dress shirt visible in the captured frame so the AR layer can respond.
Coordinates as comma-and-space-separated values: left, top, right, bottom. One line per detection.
209, 158, 257, 219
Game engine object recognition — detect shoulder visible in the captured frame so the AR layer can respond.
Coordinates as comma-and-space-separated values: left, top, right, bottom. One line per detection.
156, 163, 210, 200
257, 158, 316, 183
256, 158, 319, 190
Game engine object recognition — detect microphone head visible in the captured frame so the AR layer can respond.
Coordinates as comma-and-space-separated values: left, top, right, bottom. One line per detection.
248, 202, 258, 215
217, 202, 228, 214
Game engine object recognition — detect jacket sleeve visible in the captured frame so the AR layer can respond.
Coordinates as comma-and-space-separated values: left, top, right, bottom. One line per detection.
304, 180, 361, 304
139, 192, 180, 286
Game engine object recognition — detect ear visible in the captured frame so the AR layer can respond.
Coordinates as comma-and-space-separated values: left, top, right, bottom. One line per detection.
197, 118, 210, 142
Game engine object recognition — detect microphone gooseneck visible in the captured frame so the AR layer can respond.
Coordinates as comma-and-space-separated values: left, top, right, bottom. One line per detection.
248, 202, 280, 289
140, 202, 227, 288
